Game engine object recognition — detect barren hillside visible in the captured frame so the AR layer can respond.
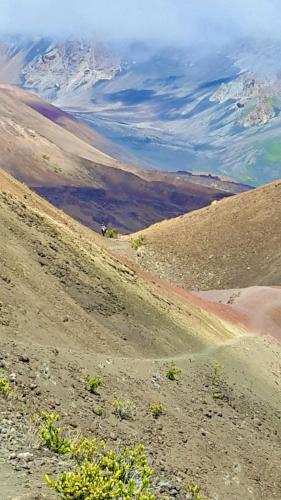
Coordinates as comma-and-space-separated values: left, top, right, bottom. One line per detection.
0, 169, 281, 499
0, 85, 249, 233
130, 180, 281, 290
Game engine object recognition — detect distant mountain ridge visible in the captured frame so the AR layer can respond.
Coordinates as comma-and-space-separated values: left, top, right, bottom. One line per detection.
0, 36, 121, 101
1, 35, 281, 184
0, 84, 246, 233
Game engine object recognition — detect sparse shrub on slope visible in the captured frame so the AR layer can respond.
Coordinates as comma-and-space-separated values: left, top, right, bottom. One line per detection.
212, 391, 224, 400
209, 362, 229, 401
41, 415, 154, 498
165, 360, 182, 381
211, 362, 224, 384
0, 370, 10, 396
93, 406, 103, 416
150, 402, 164, 419
112, 399, 135, 420
38, 412, 71, 454
85, 375, 102, 394
131, 235, 145, 251
106, 227, 118, 239
46, 437, 154, 499
70, 437, 105, 463
187, 483, 204, 499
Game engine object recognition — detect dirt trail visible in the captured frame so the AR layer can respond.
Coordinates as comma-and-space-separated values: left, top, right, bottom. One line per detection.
107, 237, 281, 343
0, 171, 281, 499
0, 169, 249, 355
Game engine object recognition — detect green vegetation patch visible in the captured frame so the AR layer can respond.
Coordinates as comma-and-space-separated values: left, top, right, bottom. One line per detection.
112, 399, 135, 420
264, 140, 281, 162
106, 227, 118, 239
165, 360, 182, 381
150, 402, 164, 419
85, 376, 102, 394
187, 483, 204, 499
0, 372, 10, 396
40, 411, 155, 498
38, 411, 71, 454
46, 442, 154, 499
131, 235, 145, 251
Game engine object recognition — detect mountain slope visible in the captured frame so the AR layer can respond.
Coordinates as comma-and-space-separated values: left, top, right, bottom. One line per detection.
129, 180, 281, 290
2, 36, 281, 184
0, 84, 248, 233
0, 169, 281, 499
0, 168, 245, 354
65, 41, 281, 185
0, 37, 120, 101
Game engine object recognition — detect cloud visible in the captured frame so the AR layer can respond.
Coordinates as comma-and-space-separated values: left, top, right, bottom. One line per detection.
0, 0, 281, 46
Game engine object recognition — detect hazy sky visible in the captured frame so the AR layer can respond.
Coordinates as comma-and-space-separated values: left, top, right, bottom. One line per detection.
0, 0, 280, 45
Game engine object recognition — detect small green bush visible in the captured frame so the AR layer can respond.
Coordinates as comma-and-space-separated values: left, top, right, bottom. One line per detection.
150, 402, 163, 419
93, 407, 103, 416
0, 372, 10, 396
209, 362, 228, 402
46, 442, 154, 499
212, 391, 224, 400
106, 227, 118, 239
39, 412, 71, 454
70, 437, 105, 464
165, 360, 182, 381
85, 376, 102, 394
187, 483, 203, 499
42, 154, 50, 161
212, 362, 224, 383
112, 399, 135, 420
131, 235, 145, 251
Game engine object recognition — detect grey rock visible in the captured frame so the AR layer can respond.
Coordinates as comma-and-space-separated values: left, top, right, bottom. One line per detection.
17, 451, 34, 461
34, 458, 46, 467
19, 355, 30, 363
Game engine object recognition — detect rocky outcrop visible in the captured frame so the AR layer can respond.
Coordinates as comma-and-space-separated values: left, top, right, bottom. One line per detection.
0, 37, 121, 102
210, 74, 278, 126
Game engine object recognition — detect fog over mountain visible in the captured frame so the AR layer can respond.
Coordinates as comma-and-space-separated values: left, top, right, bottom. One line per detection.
1, 1, 281, 184
1, 0, 281, 48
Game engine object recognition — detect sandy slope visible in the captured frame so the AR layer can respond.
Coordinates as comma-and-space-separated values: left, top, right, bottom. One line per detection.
0, 169, 244, 353
0, 170, 281, 499
129, 180, 281, 289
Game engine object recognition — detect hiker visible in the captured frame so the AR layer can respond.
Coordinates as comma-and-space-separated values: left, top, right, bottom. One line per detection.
101, 223, 107, 237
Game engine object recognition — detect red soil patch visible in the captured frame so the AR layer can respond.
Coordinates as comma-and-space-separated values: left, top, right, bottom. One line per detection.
197, 287, 281, 343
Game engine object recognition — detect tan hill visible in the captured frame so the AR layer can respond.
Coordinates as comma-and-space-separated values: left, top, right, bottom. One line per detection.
0, 169, 244, 355
0, 83, 138, 166
0, 169, 281, 499
129, 180, 281, 290
0, 84, 249, 233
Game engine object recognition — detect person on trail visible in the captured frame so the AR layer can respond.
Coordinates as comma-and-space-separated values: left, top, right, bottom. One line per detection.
101, 223, 107, 237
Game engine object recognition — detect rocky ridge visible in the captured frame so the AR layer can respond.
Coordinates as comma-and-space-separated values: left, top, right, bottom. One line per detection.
210, 74, 278, 127
0, 37, 121, 102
